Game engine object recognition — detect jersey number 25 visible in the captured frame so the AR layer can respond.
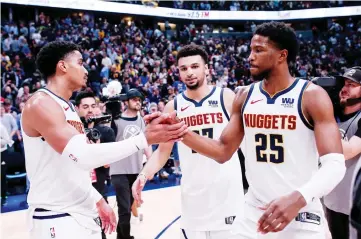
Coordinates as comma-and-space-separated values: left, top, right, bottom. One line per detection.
255, 133, 284, 164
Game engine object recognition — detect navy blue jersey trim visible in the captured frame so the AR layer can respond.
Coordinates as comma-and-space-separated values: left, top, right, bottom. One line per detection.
40, 88, 75, 112
298, 81, 314, 130
260, 79, 299, 104
241, 84, 255, 116
33, 213, 70, 220
220, 88, 230, 121
181, 86, 216, 107
181, 229, 189, 239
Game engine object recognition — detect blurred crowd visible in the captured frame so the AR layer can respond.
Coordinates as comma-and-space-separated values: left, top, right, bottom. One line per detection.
126, 0, 359, 11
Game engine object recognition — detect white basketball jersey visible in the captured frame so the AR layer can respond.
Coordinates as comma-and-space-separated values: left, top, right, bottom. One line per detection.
175, 86, 244, 231
242, 79, 319, 206
22, 88, 100, 231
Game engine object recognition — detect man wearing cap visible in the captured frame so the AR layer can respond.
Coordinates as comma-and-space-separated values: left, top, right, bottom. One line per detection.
109, 89, 152, 239
324, 66, 361, 239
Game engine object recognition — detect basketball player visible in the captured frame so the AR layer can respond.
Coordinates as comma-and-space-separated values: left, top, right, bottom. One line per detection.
21, 41, 187, 239
132, 44, 245, 239
180, 22, 346, 238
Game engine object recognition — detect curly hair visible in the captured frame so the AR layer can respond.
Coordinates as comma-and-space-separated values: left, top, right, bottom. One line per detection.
36, 41, 81, 79
254, 21, 299, 64
176, 44, 209, 65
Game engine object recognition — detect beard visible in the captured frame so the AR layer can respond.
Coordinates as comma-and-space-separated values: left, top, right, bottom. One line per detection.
187, 81, 200, 90
185, 76, 205, 91
132, 105, 141, 111
251, 69, 271, 82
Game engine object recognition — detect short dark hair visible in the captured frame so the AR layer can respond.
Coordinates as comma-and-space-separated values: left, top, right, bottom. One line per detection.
36, 41, 81, 79
176, 44, 209, 65
75, 91, 95, 106
254, 21, 299, 64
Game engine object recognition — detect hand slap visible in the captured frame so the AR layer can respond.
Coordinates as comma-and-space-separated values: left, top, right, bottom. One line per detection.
143, 111, 162, 125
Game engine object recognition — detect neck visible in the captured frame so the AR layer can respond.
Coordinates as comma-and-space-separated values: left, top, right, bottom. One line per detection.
263, 65, 293, 95
123, 109, 138, 117
46, 76, 74, 101
184, 82, 212, 101
343, 103, 361, 115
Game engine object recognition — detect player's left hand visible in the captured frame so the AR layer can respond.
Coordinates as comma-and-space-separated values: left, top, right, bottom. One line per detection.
257, 191, 307, 234
97, 198, 116, 234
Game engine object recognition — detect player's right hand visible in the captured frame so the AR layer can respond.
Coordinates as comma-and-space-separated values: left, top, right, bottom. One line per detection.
144, 111, 180, 125
132, 175, 147, 205
96, 198, 116, 234
144, 112, 188, 145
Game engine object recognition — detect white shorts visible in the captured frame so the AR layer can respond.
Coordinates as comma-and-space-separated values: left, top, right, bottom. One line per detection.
232, 192, 328, 239
180, 221, 248, 239
30, 212, 101, 239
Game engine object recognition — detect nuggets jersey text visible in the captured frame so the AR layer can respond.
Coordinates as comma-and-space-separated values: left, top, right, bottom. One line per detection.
241, 79, 319, 206
175, 86, 244, 231
21, 88, 100, 232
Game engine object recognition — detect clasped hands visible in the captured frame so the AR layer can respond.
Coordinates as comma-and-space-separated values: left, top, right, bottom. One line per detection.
143, 111, 188, 145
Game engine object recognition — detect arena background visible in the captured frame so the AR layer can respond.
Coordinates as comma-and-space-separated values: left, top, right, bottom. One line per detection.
1, 1, 361, 238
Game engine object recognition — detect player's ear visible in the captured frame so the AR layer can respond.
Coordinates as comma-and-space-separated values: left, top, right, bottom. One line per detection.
57, 60, 67, 73
204, 64, 210, 76
279, 49, 288, 63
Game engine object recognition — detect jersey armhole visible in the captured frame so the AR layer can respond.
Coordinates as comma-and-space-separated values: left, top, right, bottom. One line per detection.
297, 81, 314, 130
241, 84, 255, 116
220, 88, 230, 121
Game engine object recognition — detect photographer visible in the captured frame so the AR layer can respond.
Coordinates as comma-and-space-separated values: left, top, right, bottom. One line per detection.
323, 67, 361, 239
75, 91, 115, 239
109, 89, 152, 239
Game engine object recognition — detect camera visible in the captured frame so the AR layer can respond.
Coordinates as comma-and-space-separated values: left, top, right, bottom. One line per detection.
102, 89, 146, 118
85, 128, 101, 143
311, 76, 343, 112
80, 115, 112, 142
101, 94, 128, 119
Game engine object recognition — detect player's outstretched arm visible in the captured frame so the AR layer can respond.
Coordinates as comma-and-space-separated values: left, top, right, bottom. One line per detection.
257, 83, 346, 234
132, 101, 176, 205
22, 93, 187, 171
182, 88, 248, 163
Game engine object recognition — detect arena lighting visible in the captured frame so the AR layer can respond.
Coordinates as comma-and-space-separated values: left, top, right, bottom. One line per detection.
3, 0, 361, 20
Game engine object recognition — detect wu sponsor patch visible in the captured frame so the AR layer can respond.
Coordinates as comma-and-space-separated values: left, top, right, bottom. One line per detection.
225, 216, 236, 225
281, 97, 294, 108
208, 100, 218, 107
295, 212, 321, 225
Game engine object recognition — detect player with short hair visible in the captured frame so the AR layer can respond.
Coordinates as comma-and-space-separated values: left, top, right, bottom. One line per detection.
132, 44, 245, 239
181, 21, 347, 238
21, 41, 187, 239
